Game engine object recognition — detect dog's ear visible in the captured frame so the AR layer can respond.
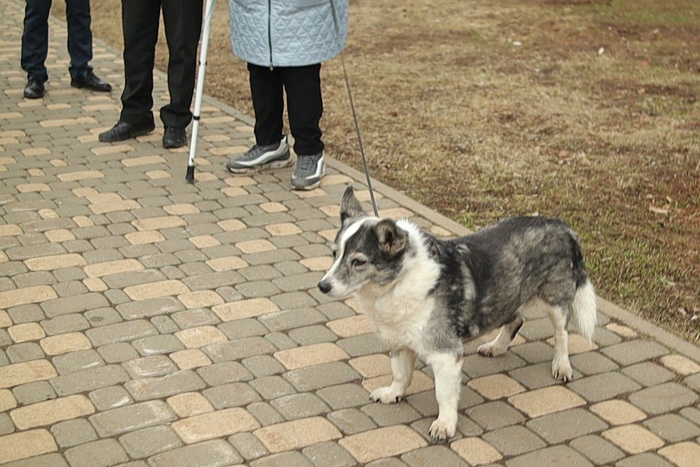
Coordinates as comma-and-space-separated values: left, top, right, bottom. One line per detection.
340, 185, 365, 223
374, 219, 408, 258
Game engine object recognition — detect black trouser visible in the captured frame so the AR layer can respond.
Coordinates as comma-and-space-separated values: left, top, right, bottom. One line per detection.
248, 63, 324, 157
119, 0, 202, 129
21, 0, 93, 83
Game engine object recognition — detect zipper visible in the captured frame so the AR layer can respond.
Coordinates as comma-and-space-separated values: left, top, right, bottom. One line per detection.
267, 0, 273, 69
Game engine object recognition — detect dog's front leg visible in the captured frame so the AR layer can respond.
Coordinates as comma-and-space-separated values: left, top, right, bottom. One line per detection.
369, 347, 416, 404
426, 352, 464, 443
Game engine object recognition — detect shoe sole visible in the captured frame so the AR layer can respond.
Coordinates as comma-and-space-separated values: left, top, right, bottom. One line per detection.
291, 166, 325, 191
71, 82, 112, 92
98, 126, 155, 143
227, 158, 293, 174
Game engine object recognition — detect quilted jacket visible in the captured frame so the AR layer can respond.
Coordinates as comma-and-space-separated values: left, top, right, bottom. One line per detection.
228, 0, 348, 67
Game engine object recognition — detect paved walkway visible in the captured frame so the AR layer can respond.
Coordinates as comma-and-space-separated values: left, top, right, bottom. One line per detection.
1, 2, 699, 466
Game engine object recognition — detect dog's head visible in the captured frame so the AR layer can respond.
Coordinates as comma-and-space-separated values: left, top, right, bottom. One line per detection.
318, 185, 410, 298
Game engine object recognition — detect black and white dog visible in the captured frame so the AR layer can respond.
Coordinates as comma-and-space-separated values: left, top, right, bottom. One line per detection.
318, 186, 597, 443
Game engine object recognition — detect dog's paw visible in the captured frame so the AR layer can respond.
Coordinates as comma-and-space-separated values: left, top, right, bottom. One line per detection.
552, 360, 574, 382
369, 386, 403, 404
428, 418, 456, 444
477, 342, 506, 358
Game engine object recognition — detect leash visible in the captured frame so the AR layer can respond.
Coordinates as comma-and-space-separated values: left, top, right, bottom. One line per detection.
332, 1, 379, 217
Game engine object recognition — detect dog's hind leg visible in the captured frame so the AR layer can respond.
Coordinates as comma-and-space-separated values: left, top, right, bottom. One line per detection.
477, 315, 523, 357
369, 347, 416, 404
548, 305, 574, 381
427, 352, 464, 443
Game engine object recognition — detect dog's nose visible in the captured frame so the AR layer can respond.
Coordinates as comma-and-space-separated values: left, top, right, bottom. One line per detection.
318, 280, 332, 294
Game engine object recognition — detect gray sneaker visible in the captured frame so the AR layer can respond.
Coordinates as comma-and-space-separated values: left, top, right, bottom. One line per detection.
226, 136, 292, 173
291, 152, 325, 190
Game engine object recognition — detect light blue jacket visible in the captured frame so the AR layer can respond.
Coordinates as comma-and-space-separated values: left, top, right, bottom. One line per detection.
228, 0, 348, 68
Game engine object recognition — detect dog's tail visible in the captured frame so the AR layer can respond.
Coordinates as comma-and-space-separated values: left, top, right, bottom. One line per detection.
569, 232, 597, 341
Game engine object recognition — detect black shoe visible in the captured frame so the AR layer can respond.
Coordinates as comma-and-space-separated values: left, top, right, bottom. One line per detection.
24, 79, 45, 99
99, 121, 155, 142
71, 72, 112, 92
163, 127, 187, 149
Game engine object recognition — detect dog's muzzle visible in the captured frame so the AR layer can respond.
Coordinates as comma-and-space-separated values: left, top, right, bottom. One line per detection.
318, 280, 332, 294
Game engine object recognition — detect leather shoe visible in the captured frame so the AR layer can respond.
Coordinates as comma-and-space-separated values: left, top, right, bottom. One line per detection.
71, 72, 112, 92
24, 79, 45, 99
163, 127, 187, 149
99, 121, 155, 143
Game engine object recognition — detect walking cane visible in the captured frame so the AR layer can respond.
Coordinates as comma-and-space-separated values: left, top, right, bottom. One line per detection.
186, 0, 217, 182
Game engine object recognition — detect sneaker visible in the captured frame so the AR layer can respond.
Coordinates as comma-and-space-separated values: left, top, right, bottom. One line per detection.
291, 152, 325, 190
226, 136, 291, 173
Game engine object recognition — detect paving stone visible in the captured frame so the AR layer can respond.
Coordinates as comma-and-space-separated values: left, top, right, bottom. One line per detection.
337, 425, 427, 464
602, 424, 665, 454
284, 362, 361, 392
10, 394, 94, 429
482, 425, 547, 456
50, 418, 98, 448
629, 382, 699, 415
526, 408, 608, 444
0, 429, 58, 464
302, 441, 357, 467
119, 425, 182, 458
50, 365, 129, 396
116, 296, 184, 320
171, 308, 221, 329
259, 308, 327, 332
508, 386, 586, 418
621, 362, 675, 386
507, 362, 563, 390
0, 413, 14, 436
228, 432, 270, 461
615, 452, 674, 467
569, 351, 620, 375
317, 383, 371, 410
173, 407, 260, 444
466, 400, 527, 430
3, 453, 69, 467
6, 342, 45, 363
600, 340, 669, 365
12, 381, 56, 405
246, 401, 286, 427
167, 392, 214, 418
64, 439, 129, 467
218, 318, 268, 339
203, 382, 262, 409
85, 319, 158, 347
506, 445, 593, 467
98, 342, 140, 363
643, 413, 700, 442
197, 361, 253, 385
327, 408, 377, 435
468, 374, 526, 400
51, 349, 103, 374
40, 314, 90, 336
251, 451, 314, 467
124, 355, 178, 378
658, 441, 700, 467
337, 334, 389, 358
590, 399, 647, 425
89, 400, 176, 437
567, 372, 641, 402
570, 434, 625, 465
125, 369, 206, 401
249, 375, 296, 400
203, 336, 277, 362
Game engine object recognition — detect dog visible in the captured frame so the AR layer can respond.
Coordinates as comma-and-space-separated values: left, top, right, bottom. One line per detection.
318, 185, 597, 443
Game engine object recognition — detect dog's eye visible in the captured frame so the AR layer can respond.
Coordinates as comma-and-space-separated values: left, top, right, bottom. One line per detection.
351, 258, 366, 267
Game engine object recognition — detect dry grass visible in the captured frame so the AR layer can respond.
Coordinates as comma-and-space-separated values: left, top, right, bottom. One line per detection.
56, 0, 699, 341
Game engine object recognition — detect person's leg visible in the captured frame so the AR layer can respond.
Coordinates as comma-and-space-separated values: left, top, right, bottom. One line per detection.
160, 0, 203, 129
248, 63, 285, 146
21, 0, 51, 83
119, 0, 160, 125
64, 0, 92, 78
284, 64, 324, 156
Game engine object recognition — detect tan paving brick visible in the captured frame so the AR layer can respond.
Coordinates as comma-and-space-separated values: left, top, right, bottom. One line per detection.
236, 239, 276, 253
349, 354, 391, 378
178, 290, 224, 309
132, 216, 187, 231
468, 374, 527, 400
146, 170, 172, 179
362, 371, 435, 396
222, 186, 248, 197
260, 202, 288, 213
338, 425, 427, 463
167, 392, 215, 418
90, 199, 142, 215
606, 323, 638, 338
660, 354, 700, 375
22, 147, 50, 156
327, 315, 373, 337
212, 297, 280, 321
189, 235, 221, 248
0, 389, 17, 412
163, 204, 200, 215
45, 229, 75, 242
125, 230, 165, 245
274, 343, 350, 370
320, 174, 353, 186
91, 144, 134, 155
508, 386, 586, 418
205, 256, 248, 272
83, 277, 108, 292
602, 424, 664, 454
319, 229, 337, 242
0, 429, 58, 464
590, 400, 647, 425
40, 332, 93, 355
265, 223, 303, 236
73, 215, 94, 227
17, 183, 51, 193
300, 256, 333, 271
124, 280, 190, 301
175, 326, 227, 348
0, 310, 10, 327
10, 394, 95, 429
122, 155, 166, 166
37, 208, 57, 219
255, 417, 342, 453
56, 170, 104, 182
451, 437, 504, 465
0, 252, 7, 264
84, 259, 144, 278
41, 116, 96, 127
170, 349, 212, 370
658, 441, 700, 467
25, 253, 87, 271
217, 219, 246, 232
0, 224, 22, 236
224, 175, 256, 187
0, 360, 57, 389
8, 322, 46, 343
547, 333, 598, 354
172, 407, 260, 444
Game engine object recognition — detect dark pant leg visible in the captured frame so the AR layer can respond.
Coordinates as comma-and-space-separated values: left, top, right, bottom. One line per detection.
248, 63, 285, 146
119, 0, 160, 126
21, 0, 52, 83
283, 64, 324, 156
160, 0, 203, 129
65, 0, 93, 77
